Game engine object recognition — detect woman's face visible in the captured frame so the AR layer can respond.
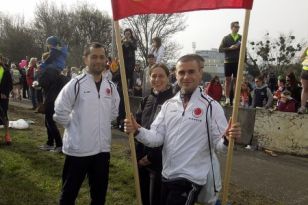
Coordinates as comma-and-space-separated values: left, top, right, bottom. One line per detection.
124, 31, 131, 39
150, 67, 169, 92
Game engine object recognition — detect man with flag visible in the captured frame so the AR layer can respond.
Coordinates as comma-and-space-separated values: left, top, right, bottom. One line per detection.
125, 54, 241, 205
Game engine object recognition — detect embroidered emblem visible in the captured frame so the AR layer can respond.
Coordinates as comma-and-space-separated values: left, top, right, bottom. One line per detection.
192, 107, 203, 118
106, 88, 111, 96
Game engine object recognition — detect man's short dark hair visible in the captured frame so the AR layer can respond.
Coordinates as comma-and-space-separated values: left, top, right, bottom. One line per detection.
83, 42, 105, 57
176, 54, 204, 69
231, 21, 239, 28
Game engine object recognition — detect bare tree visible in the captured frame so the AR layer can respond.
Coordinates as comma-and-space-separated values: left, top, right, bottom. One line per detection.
248, 32, 306, 75
32, 1, 112, 67
0, 14, 41, 63
122, 14, 187, 64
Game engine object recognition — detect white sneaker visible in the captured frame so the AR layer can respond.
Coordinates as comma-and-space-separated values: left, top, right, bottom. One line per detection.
245, 145, 252, 150
39, 144, 54, 151
297, 106, 306, 114
50, 146, 62, 153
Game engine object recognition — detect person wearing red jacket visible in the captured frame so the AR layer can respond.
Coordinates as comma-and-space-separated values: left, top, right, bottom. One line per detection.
276, 90, 296, 113
205, 76, 222, 101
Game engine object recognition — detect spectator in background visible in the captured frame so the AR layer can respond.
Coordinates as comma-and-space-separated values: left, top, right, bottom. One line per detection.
286, 71, 301, 109
26, 57, 38, 110
10, 63, 22, 101
276, 90, 296, 113
0, 54, 13, 145
219, 21, 242, 105
267, 71, 278, 93
122, 28, 137, 89
273, 78, 286, 101
150, 37, 164, 63
205, 75, 222, 102
169, 65, 177, 85
19, 59, 29, 99
70, 67, 80, 79
135, 63, 174, 205
298, 47, 308, 114
240, 81, 252, 108
142, 54, 156, 97
132, 62, 142, 97
251, 75, 273, 109
40, 36, 68, 73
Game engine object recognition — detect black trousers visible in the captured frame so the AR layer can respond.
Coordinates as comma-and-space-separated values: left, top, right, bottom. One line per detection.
160, 178, 201, 205
59, 152, 110, 205
139, 167, 162, 205
45, 102, 62, 147
0, 99, 9, 125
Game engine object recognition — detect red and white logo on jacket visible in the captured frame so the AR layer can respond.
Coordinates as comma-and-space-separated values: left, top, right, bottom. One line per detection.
105, 88, 111, 96
192, 107, 203, 118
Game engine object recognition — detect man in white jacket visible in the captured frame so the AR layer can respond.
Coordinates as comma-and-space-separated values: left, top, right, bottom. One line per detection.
53, 42, 120, 205
125, 54, 241, 205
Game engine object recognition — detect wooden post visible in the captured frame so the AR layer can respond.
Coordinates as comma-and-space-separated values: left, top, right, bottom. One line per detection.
222, 9, 251, 205
113, 20, 143, 205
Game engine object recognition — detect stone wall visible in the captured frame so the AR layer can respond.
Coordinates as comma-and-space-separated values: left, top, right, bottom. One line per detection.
254, 109, 308, 156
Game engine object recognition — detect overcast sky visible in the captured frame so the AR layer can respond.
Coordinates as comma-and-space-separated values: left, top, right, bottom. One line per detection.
1, 0, 307, 55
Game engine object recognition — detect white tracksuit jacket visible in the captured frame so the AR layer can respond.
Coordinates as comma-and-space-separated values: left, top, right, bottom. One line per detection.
53, 70, 120, 157
136, 87, 228, 185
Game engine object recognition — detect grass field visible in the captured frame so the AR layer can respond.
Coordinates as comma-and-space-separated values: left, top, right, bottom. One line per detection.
0, 106, 136, 205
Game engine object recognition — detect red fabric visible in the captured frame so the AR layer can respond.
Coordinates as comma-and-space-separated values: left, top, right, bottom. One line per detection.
206, 83, 222, 101
277, 100, 296, 113
26, 66, 35, 86
112, 0, 254, 20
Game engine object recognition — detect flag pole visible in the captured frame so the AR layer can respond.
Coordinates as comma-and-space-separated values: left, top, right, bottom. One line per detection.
222, 9, 251, 205
113, 20, 143, 205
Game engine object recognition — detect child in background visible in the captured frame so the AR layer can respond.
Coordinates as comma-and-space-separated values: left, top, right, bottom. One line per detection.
40, 36, 68, 72
251, 75, 273, 109
240, 81, 251, 108
273, 78, 286, 100
276, 90, 296, 112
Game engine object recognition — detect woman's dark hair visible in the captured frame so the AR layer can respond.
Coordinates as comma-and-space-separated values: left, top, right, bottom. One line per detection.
152, 37, 162, 48
210, 76, 219, 84
286, 71, 298, 86
124, 28, 135, 40
149, 63, 170, 77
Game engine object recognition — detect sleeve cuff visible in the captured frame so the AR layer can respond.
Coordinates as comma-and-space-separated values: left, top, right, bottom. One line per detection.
223, 135, 229, 146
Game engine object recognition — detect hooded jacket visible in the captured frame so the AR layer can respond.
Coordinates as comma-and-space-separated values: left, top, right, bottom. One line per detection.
251, 84, 273, 108
53, 70, 120, 156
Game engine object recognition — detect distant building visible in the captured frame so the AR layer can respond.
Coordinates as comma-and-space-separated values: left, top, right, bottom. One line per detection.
196, 49, 225, 81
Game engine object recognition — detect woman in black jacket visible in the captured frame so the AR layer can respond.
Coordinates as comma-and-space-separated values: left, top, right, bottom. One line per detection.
0, 55, 13, 144
135, 63, 174, 205
122, 28, 137, 90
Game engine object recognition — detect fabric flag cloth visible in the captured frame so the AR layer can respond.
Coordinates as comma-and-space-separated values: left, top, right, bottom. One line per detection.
112, 0, 254, 20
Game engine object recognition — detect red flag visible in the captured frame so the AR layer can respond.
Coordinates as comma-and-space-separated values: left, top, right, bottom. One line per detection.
112, 0, 254, 20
